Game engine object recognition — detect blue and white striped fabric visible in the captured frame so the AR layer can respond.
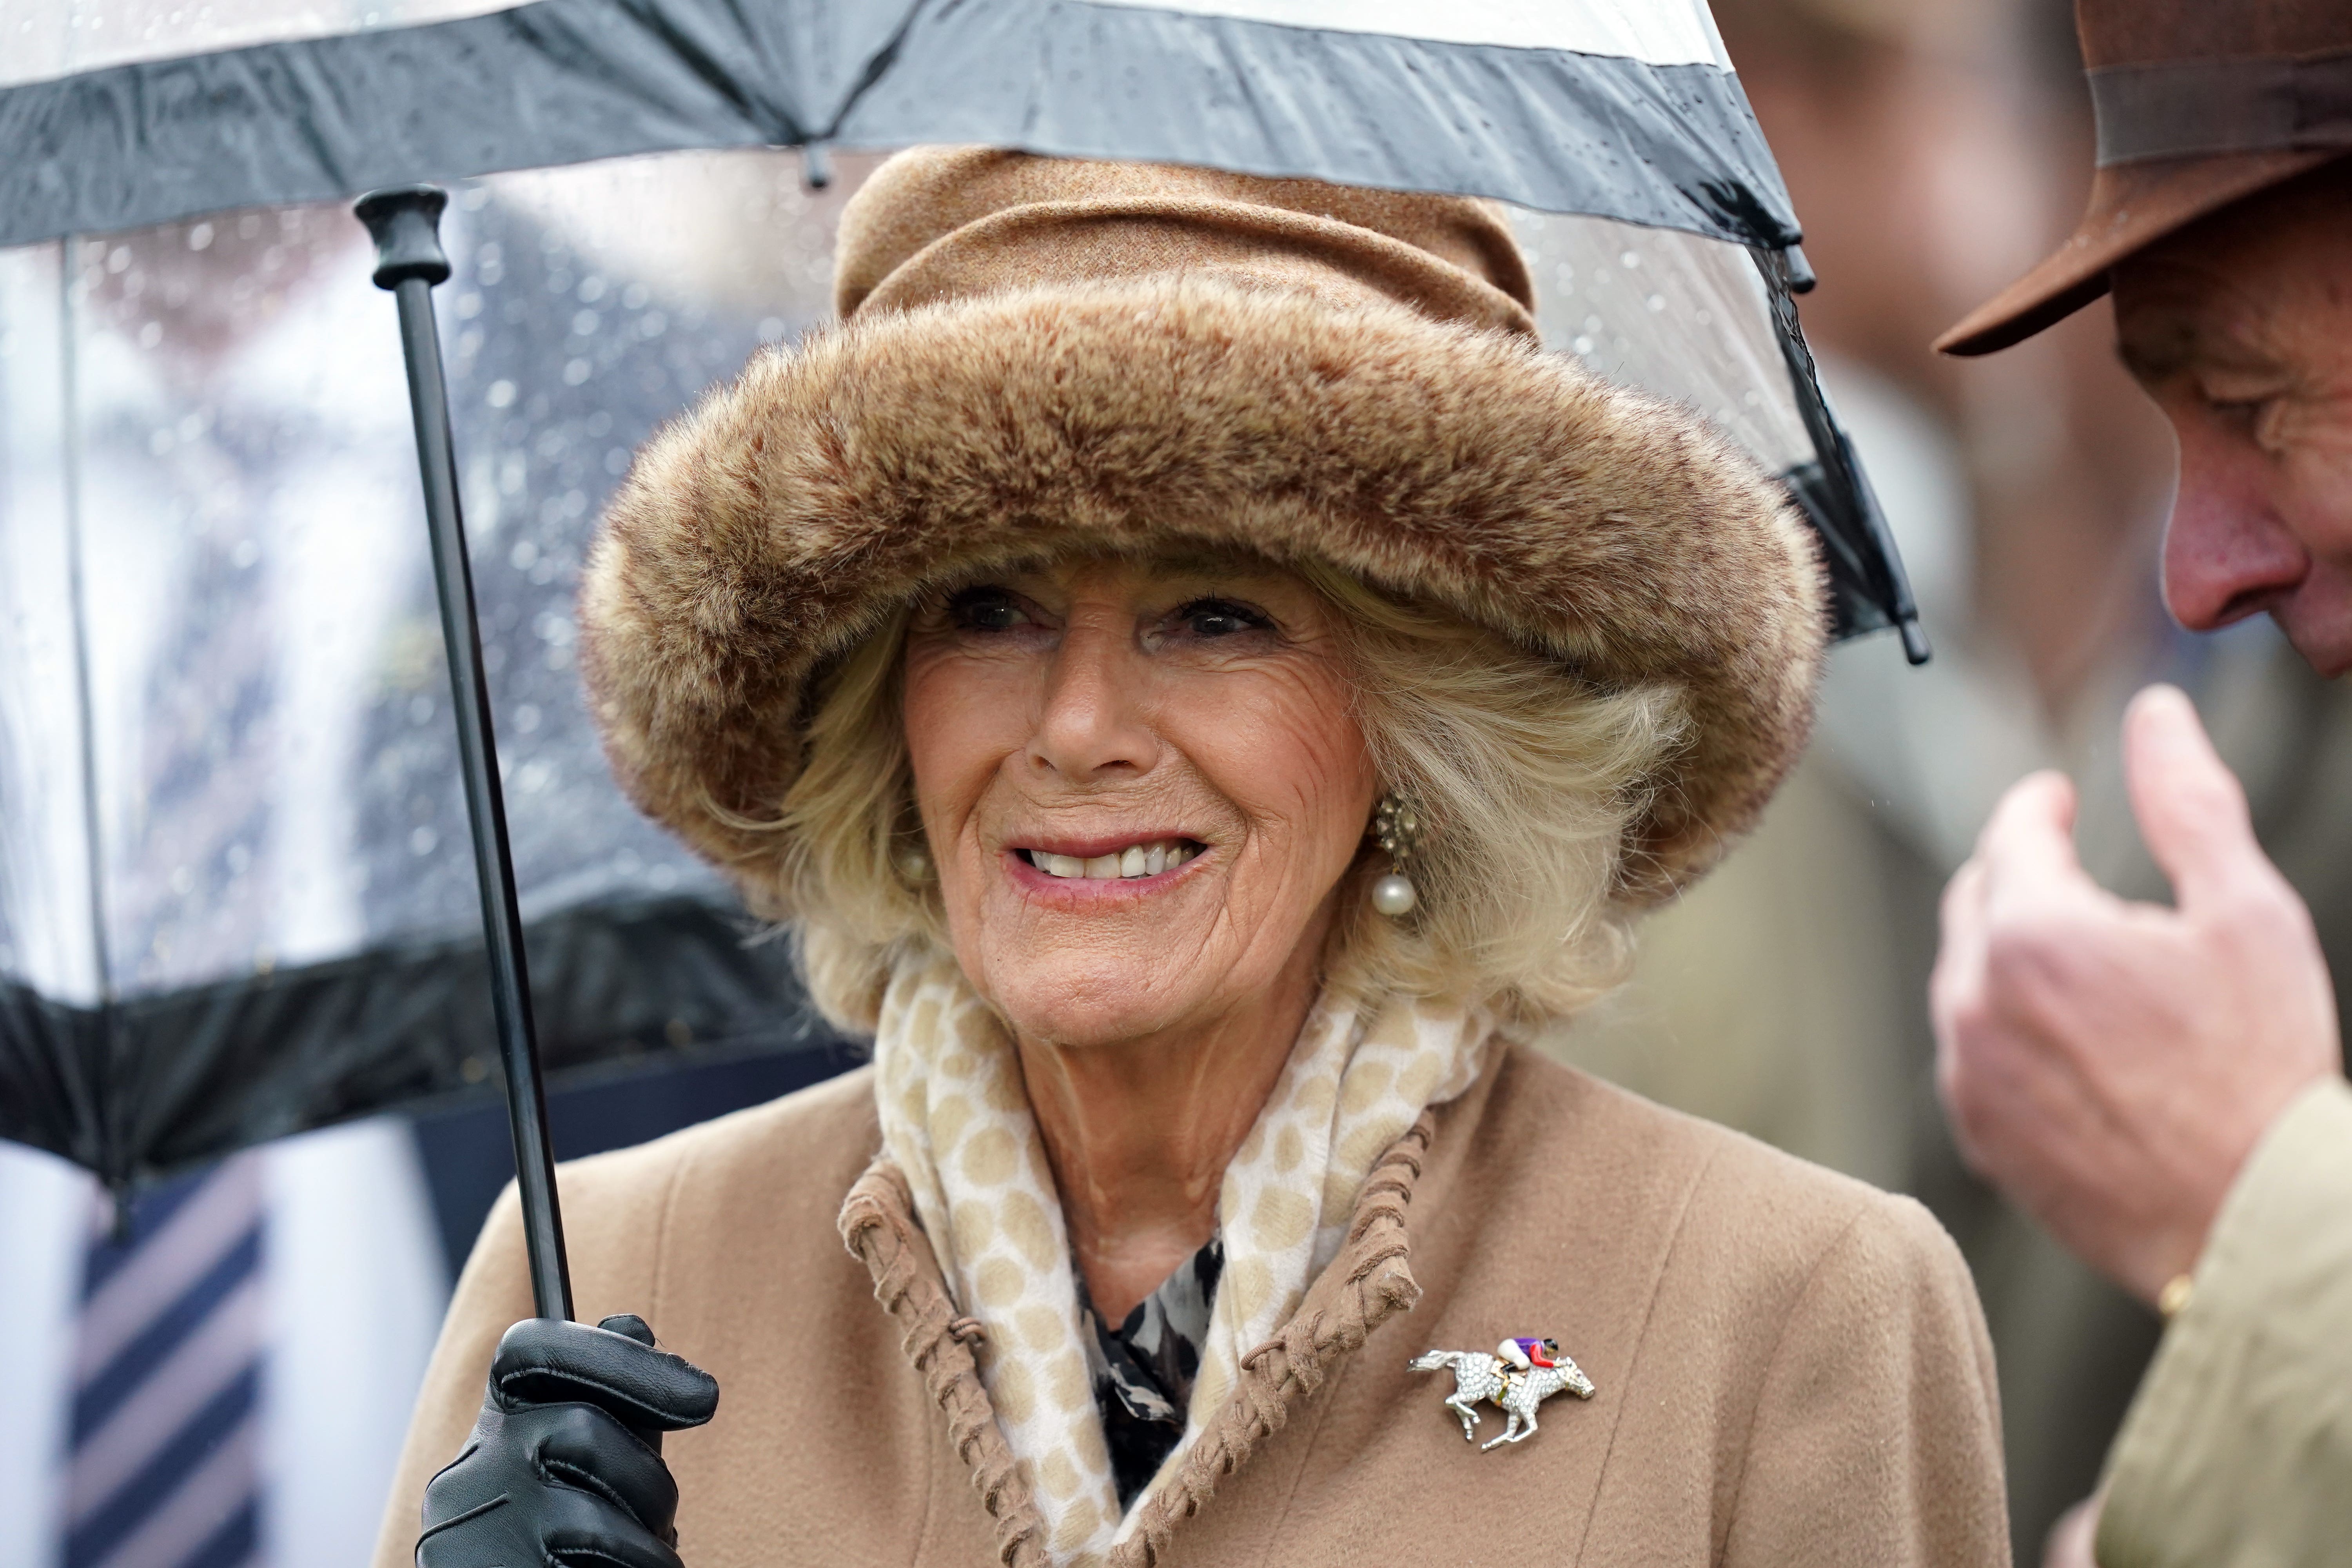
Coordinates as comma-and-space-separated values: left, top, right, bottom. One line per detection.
65, 1158, 266, 1568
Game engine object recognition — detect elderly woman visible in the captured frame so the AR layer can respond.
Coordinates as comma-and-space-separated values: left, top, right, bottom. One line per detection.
376, 150, 2005, 1568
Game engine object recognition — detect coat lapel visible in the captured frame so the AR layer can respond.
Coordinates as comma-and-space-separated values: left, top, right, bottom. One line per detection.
841, 1157, 1053, 1566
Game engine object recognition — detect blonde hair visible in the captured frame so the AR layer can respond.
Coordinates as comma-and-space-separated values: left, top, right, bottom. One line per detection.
762, 554, 1687, 1033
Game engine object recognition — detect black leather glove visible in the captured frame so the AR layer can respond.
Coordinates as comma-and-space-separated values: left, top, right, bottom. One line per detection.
417, 1313, 719, 1568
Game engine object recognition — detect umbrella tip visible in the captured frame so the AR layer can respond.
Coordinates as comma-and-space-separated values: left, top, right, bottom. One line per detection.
355, 185, 452, 291
802, 141, 833, 192
1781, 245, 1817, 295
1899, 614, 1932, 666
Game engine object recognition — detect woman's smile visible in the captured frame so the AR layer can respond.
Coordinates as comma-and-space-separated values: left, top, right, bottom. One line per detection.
1007, 836, 1209, 892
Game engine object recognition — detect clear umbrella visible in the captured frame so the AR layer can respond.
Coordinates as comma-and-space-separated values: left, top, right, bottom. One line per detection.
0, 0, 1924, 1318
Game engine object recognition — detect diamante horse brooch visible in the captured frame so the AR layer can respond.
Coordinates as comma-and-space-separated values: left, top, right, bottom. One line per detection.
1409, 1337, 1596, 1450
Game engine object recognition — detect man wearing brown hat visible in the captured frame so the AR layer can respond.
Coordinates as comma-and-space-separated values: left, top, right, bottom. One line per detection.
1928, 2, 2352, 1565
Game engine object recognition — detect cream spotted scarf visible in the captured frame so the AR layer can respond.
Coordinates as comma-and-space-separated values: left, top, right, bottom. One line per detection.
873, 947, 1499, 1566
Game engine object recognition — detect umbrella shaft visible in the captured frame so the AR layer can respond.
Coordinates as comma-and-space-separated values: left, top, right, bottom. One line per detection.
390, 274, 574, 1323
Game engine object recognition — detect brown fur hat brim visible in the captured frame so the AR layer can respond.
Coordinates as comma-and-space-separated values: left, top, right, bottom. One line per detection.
579, 277, 1826, 908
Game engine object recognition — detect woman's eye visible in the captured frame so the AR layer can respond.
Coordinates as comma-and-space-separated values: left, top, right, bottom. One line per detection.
1173, 597, 1270, 638
947, 587, 1031, 632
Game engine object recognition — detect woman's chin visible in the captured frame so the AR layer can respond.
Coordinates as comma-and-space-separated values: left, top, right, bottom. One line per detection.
977, 962, 1211, 1053
964, 876, 1229, 1014
957, 880, 1314, 1053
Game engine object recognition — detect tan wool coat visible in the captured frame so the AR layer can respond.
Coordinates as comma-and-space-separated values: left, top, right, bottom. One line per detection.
374, 1045, 2008, 1567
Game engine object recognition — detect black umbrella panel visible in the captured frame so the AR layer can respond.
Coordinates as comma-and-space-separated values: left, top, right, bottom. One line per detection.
0, 1, 1927, 1281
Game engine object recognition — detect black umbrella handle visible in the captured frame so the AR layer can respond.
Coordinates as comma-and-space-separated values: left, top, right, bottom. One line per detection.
357, 184, 573, 1323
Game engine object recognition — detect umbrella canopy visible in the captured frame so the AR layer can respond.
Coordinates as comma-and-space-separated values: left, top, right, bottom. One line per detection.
0, 0, 1924, 1192
7, 0, 1793, 251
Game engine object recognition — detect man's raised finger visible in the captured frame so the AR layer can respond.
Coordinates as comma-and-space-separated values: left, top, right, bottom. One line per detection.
1934, 859, 1991, 1017
2122, 683, 2269, 909
1974, 770, 2091, 908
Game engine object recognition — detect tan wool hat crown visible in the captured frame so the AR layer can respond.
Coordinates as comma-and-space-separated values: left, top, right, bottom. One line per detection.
1939, 0, 2351, 356
578, 147, 1828, 911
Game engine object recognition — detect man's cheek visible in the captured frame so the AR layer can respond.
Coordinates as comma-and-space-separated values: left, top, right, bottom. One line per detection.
2298, 400, 2352, 481
2283, 406, 2352, 557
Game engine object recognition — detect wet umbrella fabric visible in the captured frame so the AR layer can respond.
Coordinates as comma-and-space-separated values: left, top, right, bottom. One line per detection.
5, 0, 1790, 253
0, 0, 1923, 1208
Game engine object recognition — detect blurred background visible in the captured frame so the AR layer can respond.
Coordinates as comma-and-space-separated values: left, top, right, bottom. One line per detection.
1548, 0, 2352, 1555
3, 2, 2349, 1566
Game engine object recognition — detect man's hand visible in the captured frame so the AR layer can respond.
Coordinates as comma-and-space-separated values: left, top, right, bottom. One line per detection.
1932, 684, 2341, 1303
2043, 1495, 2102, 1568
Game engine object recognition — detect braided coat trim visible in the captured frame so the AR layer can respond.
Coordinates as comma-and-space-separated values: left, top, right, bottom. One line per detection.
839, 1156, 1051, 1568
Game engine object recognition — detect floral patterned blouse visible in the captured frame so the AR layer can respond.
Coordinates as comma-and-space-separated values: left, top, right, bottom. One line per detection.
1074, 1236, 1225, 1505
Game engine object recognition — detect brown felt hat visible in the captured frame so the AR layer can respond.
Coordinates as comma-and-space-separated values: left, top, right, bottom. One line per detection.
1938, 0, 2352, 356
579, 148, 1826, 911
831, 148, 1541, 337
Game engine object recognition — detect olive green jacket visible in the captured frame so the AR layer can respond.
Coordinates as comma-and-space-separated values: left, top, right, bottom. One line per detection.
2096, 1077, 2352, 1568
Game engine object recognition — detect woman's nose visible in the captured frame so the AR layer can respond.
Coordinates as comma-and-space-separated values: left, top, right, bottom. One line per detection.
2160, 443, 2309, 632
1027, 621, 1161, 781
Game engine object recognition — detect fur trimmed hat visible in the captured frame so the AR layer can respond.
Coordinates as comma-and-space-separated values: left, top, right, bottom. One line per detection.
579, 147, 1827, 908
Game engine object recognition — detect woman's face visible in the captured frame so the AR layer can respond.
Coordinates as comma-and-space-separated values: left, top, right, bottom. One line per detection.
901, 554, 1378, 1050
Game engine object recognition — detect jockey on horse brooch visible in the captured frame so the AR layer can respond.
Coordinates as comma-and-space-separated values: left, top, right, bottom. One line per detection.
1410, 1337, 1596, 1450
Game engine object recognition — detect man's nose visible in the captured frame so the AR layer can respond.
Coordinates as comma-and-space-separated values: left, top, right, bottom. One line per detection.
2160, 445, 2308, 632
1028, 620, 1160, 781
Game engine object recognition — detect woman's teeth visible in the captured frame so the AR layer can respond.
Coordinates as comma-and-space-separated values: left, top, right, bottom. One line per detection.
1027, 840, 1199, 881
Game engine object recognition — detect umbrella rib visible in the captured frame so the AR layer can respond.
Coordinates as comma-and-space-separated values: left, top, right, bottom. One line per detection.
57, 241, 123, 1177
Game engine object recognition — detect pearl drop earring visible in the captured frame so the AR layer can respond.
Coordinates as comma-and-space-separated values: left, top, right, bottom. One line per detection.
1371, 794, 1421, 917
892, 840, 933, 884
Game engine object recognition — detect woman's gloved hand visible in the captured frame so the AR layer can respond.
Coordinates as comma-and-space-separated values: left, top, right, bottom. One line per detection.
417, 1313, 719, 1568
